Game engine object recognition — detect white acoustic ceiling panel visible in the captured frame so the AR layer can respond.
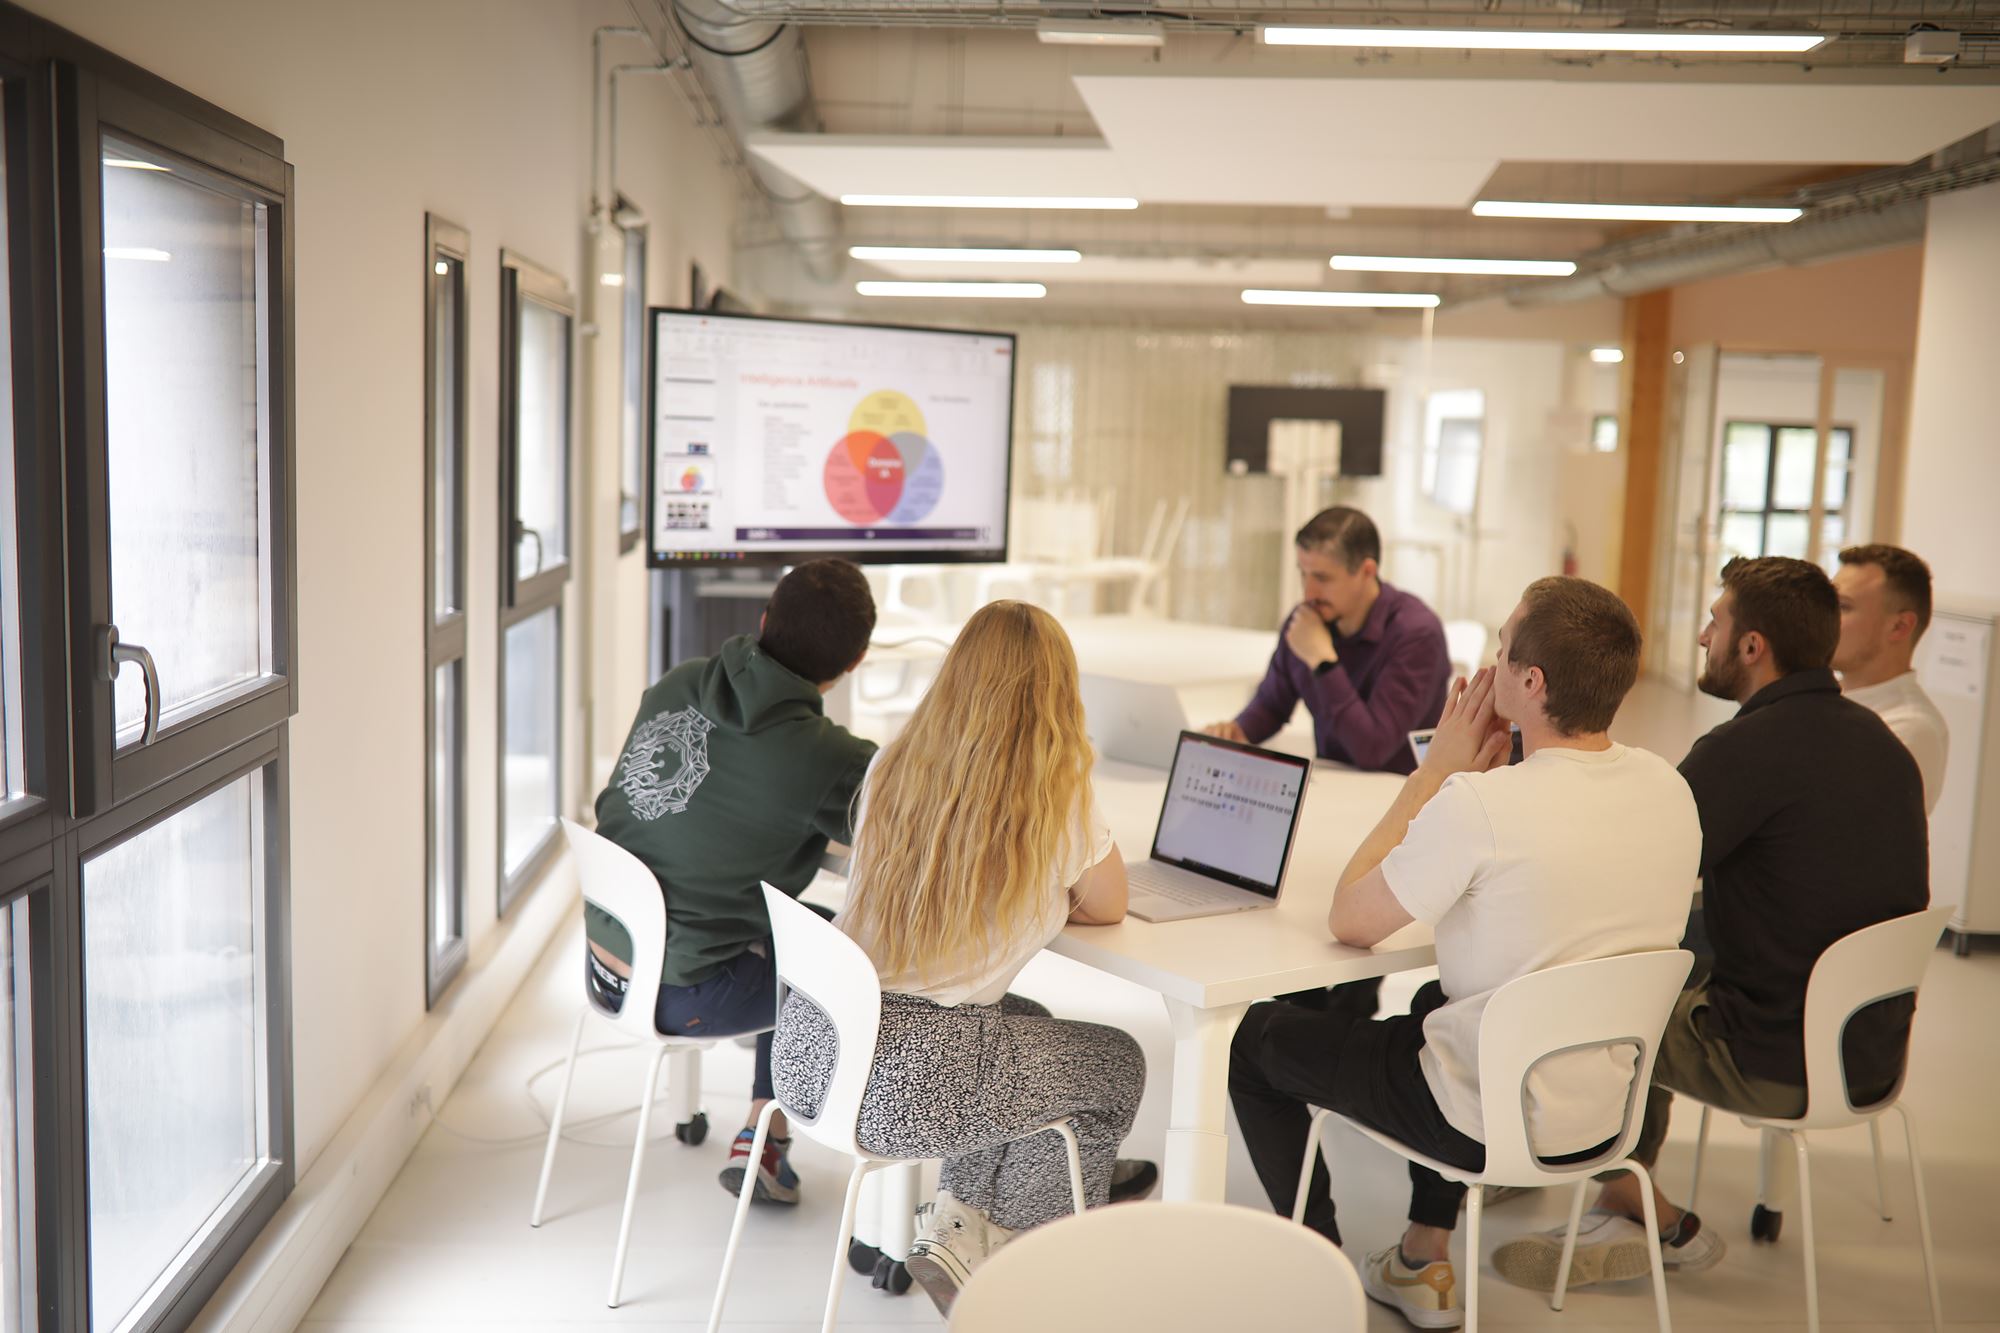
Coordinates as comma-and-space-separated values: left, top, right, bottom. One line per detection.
851, 254, 1329, 286
746, 133, 1134, 199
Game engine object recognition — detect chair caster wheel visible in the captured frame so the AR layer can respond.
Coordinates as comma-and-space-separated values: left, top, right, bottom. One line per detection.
673, 1112, 708, 1146
848, 1238, 882, 1276
871, 1255, 912, 1295
1750, 1204, 1782, 1242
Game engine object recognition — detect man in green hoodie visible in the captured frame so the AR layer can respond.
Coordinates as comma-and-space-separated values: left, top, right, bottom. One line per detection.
593, 557, 878, 1204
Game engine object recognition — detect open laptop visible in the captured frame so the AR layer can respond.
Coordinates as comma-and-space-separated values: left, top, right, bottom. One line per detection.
1126, 731, 1313, 923
1079, 674, 1189, 769
1407, 723, 1525, 768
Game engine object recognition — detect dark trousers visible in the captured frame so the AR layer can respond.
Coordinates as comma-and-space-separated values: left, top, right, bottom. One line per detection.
1230, 980, 1482, 1245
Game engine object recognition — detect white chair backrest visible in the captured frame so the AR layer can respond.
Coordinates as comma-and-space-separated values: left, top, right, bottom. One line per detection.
1794, 906, 1949, 1128
560, 818, 669, 1044
1474, 949, 1694, 1183
762, 884, 883, 1159
948, 1201, 1366, 1331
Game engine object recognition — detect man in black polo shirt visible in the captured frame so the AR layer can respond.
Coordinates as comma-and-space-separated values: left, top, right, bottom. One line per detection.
1495, 555, 1929, 1291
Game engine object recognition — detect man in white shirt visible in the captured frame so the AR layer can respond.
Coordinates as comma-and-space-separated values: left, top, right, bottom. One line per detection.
1833, 544, 1949, 812
1229, 577, 1701, 1330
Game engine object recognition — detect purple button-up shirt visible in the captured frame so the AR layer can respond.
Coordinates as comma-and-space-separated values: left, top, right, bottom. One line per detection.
1234, 581, 1452, 774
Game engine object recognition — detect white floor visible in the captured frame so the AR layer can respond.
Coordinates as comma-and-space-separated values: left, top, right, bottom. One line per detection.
301, 678, 2000, 1331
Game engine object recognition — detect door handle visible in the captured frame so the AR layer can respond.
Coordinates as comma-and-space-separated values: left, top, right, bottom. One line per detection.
96, 625, 161, 746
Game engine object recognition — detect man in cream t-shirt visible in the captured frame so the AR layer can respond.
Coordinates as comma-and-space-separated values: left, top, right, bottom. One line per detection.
1833, 544, 1949, 812
1229, 577, 1700, 1331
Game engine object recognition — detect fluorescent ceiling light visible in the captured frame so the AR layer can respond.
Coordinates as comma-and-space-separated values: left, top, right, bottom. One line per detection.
104, 247, 171, 262
1261, 25, 1827, 53
849, 245, 1083, 263
103, 157, 170, 172
1242, 289, 1440, 308
1333, 254, 1577, 277
1474, 199, 1803, 223
1036, 19, 1165, 47
1591, 347, 1626, 363
842, 194, 1139, 211
856, 281, 1047, 299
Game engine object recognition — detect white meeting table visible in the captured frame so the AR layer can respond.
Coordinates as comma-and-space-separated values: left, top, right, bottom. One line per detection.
1046, 757, 1437, 1203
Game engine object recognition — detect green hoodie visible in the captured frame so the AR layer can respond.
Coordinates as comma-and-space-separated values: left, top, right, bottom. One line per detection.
592, 634, 876, 987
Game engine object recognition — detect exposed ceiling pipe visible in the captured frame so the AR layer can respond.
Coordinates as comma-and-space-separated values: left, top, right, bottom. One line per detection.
667, 0, 844, 284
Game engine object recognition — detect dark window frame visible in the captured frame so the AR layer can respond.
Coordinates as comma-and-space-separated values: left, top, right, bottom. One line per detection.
497, 251, 572, 915
0, 8, 302, 1329
1719, 418, 1854, 559
423, 215, 469, 1007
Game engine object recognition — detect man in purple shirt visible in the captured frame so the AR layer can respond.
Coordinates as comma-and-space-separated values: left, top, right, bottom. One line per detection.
1204, 506, 1452, 775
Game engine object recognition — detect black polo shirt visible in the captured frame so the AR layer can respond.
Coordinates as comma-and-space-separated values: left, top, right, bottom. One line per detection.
1678, 668, 1929, 1091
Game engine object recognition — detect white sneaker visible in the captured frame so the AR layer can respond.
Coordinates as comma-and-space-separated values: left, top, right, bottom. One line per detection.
905, 1190, 1012, 1315
1491, 1208, 1724, 1291
1361, 1245, 1463, 1330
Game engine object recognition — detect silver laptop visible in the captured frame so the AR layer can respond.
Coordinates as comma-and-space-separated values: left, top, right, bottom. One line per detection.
1126, 731, 1313, 923
1080, 674, 1188, 769
1407, 724, 1525, 768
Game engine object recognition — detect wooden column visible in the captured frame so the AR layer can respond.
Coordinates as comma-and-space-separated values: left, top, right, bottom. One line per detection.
1615, 290, 1673, 629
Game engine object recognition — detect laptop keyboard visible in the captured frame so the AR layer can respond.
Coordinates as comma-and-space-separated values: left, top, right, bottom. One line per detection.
1128, 861, 1225, 905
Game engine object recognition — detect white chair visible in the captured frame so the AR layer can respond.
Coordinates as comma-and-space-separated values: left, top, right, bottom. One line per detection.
532, 819, 755, 1308
1443, 618, 1489, 678
1681, 906, 1949, 1333
948, 1201, 1367, 1331
1293, 949, 1694, 1332
707, 885, 1087, 1333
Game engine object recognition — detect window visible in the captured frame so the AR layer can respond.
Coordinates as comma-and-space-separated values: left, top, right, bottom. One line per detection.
1718, 421, 1853, 564
423, 216, 468, 1004
619, 223, 645, 548
1590, 413, 1619, 453
1422, 389, 1485, 516
498, 253, 572, 911
0, 24, 300, 1330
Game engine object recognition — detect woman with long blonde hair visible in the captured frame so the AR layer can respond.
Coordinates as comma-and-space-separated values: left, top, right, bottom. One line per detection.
771, 601, 1148, 1313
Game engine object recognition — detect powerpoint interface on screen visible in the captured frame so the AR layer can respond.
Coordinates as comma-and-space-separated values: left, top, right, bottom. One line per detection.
651, 313, 1014, 561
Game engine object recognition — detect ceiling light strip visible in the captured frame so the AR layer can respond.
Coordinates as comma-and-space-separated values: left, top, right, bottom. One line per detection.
1261, 26, 1826, 53
1333, 254, 1577, 276
1242, 289, 1440, 309
841, 194, 1139, 211
1473, 200, 1802, 223
855, 281, 1048, 299
849, 246, 1083, 263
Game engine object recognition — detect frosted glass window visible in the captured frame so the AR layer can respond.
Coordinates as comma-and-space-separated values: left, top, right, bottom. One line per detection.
101, 138, 273, 741
1822, 427, 1853, 514
1721, 423, 1770, 510
1422, 389, 1485, 516
0, 898, 33, 1332
514, 299, 569, 582
1766, 513, 1810, 561
502, 608, 559, 879
85, 772, 267, 1332
1820, 515, 1847, 566
1719, 512, 1765, 563
432, 663, 462, 952
1590, 414, 1618, 453
620, 228, 645, 537
1772, 427, 1818, 510
433, 256, 462, 620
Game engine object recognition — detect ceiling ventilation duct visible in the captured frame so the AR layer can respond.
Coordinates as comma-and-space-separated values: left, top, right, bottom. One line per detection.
668, 0, 844, 284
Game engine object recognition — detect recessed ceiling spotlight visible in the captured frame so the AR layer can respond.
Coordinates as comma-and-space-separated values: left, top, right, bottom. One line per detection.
855, 281, 1048, 299
841, 195, 1139, 210
1242, 290, 1441, 308
1036, 19, 1166, 47
849, 246, 1083, 263
1333, 255, 1578, 277
1473, 200, 1803, 223
1261, 26, 1827, 53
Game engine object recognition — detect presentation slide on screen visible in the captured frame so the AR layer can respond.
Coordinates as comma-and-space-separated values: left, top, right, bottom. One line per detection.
1154, 741, 1304, 889
650, 312, 1014, 562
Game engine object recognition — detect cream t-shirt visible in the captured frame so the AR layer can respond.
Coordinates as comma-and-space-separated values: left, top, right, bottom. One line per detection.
1843, 671, 1949, 814
838, 758, 1114, 1007
1379, 744, 1701, 1154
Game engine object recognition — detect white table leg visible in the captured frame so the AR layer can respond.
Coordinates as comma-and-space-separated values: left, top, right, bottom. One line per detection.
1161, 997, 1251, 1203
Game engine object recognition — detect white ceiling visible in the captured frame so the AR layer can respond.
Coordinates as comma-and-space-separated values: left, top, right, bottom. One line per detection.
751, 76, 2000, 212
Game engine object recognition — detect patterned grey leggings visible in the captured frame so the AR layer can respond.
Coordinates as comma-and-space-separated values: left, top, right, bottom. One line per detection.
772, 990, 1146, 1232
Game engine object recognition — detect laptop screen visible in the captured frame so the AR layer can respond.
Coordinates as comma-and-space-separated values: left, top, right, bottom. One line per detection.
1150, 732, 1312, 896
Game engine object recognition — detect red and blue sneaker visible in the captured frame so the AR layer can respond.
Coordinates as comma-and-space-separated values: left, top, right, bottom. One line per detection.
717, 1129, 801, 1205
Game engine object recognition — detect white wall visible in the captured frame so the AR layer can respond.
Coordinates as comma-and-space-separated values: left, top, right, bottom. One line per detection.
29, 0, 741, 1177
1902, 179, 2000, 605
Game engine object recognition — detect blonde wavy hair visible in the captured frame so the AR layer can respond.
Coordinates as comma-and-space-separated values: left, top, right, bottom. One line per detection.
842, 601, 1095, 984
